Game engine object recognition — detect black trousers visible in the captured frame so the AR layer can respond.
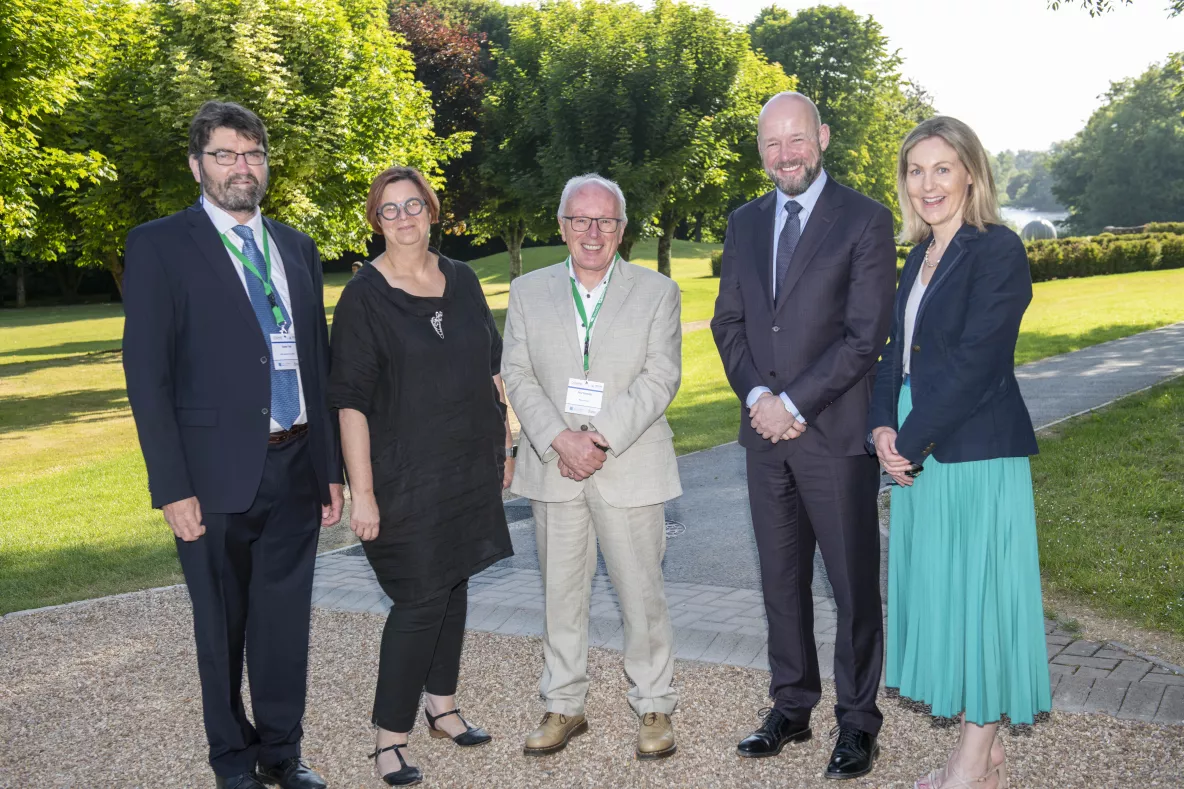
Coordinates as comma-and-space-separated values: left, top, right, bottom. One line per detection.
746, 444, 884, 735
372, 578, 468, 732
176, 433, 322, 777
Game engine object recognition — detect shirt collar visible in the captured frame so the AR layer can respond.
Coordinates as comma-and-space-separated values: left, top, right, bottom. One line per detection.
201, 194, 264, 239
568, 255, 617, 298
775, 169, 828, 216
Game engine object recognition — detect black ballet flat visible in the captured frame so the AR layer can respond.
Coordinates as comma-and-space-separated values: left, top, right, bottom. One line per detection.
424, 706, 493, 747
367, 742, 422, 787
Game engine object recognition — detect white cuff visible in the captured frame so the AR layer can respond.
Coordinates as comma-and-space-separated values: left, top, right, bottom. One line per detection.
779, 393, 805, 423
745, 386, 772, 408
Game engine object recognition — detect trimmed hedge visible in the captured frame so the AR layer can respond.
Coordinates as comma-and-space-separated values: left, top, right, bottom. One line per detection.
1144, 222, 1184, 234
709, 232, 1184, 282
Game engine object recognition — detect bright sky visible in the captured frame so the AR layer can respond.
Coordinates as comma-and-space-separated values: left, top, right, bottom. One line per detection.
504, 0, 1184, 153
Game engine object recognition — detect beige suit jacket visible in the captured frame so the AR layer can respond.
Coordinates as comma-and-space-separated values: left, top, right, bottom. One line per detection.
502, 259, 683, 508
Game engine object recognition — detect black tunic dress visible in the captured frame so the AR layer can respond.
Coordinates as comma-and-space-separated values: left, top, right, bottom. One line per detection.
327, 253, 512, 604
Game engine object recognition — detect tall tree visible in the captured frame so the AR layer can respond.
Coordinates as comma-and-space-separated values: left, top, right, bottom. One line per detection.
1051, 56, 1184, 233
748, 5, 935, 218
57, 0, 466, 293
0, 0, 115, 304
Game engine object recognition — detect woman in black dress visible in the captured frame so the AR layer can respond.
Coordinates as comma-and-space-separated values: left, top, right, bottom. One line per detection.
328, 166, 514, 786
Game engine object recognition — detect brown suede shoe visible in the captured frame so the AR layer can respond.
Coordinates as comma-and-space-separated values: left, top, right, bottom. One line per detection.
523, 712, 588, 755
637, 712, 677, 760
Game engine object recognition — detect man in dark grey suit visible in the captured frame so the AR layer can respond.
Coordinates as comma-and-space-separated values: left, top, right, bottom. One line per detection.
710, 92, 896, 780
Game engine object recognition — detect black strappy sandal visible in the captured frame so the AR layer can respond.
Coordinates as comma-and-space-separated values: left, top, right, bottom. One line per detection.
424, 706, 493, 747
367, 742, 422, 786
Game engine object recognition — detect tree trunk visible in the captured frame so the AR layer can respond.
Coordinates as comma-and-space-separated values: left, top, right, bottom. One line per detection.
53, 261, 84, 303
504, 221, 525, 281
692, 213, 703, 243
656, 207, 677, 278
618, 235, 635, 261
107, 252, 125, 299
16, 260, 27, 307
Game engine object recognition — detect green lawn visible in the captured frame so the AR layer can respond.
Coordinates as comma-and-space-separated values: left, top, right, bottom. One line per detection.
1031, 377, 1184, 637
3, 259, 1184, 615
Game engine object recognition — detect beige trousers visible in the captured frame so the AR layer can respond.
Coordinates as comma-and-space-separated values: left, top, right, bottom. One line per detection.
531, 484, 678, 716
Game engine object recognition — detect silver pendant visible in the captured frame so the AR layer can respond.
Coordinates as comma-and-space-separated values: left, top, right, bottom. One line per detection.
430, 310, 444, 339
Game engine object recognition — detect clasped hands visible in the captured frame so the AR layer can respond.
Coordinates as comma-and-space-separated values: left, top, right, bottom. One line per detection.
552, 428, 610, 481
750, 392, 807, 444
872, 426, 916, 487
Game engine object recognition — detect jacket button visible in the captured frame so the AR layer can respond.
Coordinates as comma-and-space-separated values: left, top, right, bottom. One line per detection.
772, 326, 781, 332
261, 356, 268, 364
262, 408, 269, 415
769, 371, 777, 378
580, 424, 588, 431
912, 344, 921, 352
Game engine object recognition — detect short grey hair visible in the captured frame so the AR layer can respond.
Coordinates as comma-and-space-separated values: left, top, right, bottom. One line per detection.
557, 173, 628, 223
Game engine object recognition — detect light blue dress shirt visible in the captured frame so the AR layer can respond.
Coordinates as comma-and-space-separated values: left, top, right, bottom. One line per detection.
746, 170, 830, 423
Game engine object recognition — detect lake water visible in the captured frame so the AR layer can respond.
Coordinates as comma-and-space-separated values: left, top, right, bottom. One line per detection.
1000, 206, 1069, 230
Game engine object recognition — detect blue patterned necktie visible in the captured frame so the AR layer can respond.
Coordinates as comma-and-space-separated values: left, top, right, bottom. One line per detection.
774, 199, 804, 299
231, 224, 301, 430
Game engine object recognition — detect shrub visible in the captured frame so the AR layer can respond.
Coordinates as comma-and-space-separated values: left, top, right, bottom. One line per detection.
710, 250, 722, 277
1146, 222, 1184, 235
1158, 236, 1184, 270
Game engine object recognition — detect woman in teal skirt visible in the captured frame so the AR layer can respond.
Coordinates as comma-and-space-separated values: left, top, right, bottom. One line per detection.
867, 116, 1051, 789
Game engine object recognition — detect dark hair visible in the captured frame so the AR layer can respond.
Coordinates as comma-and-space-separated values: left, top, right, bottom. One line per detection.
365, 166, 441, 233
188, 101, 269, 158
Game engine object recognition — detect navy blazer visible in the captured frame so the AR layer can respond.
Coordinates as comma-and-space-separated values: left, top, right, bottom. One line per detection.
122, 202, 343, 513
712, 176, 897, 456
867, 222, 1038, 464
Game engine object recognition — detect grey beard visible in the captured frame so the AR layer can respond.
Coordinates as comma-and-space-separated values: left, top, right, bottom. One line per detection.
767, 154, 823, 196
199, 162, 268, 213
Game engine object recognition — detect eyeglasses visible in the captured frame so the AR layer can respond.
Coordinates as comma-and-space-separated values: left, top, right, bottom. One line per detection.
377, 198, 426, 221
203, 149, 268, 166
563, 216, 624, 233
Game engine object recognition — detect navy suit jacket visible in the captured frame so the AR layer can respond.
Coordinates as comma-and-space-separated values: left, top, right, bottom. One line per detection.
122, 202, 343, 513
711, 176, 897, 456
867, 222, 1039, 464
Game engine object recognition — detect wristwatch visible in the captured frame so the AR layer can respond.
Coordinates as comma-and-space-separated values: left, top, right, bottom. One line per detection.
503, 445, 518, 458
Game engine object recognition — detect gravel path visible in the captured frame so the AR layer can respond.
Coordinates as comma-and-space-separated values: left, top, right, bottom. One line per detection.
2, 588, 1181, 788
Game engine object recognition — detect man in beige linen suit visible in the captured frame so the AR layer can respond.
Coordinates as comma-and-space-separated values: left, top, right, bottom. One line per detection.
501, 173, 682, 760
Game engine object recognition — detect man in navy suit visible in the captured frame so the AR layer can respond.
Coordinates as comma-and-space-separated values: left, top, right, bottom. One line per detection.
711, 92, 896, 780
123, 101, 343, 789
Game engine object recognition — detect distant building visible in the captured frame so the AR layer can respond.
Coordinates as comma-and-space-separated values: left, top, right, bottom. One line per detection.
1021, 218, 1057, 241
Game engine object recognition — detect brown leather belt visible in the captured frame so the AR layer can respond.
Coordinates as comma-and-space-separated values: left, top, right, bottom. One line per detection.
269, 422, 309, 445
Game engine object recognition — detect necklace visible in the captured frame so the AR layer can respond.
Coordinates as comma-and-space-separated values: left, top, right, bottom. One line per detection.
924, 240, 939, 269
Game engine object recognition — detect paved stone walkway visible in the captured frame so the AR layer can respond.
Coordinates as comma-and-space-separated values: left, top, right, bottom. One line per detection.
313, 322, 1184, 725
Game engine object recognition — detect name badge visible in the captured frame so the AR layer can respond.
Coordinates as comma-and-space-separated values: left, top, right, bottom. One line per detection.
564, 378, 604, 416
270, 331, 299, 370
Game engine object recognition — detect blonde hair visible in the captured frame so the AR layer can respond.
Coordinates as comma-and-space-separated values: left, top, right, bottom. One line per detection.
896, 116, 1001, 244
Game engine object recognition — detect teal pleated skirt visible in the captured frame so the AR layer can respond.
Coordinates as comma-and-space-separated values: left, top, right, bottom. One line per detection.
886, 382, 1052, 725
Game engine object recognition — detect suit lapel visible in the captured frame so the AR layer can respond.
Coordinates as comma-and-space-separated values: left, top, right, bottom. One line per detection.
186, 204, 262, 345
753, 191, 776, 310
547, 263, 583, 371
915, 225, 976, 324
775, 176, 843, 312
587, 259, 636, 375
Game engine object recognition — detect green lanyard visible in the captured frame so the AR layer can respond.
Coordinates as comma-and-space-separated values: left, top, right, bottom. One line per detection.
568, 255, 617, 375
220, 228, 286, 328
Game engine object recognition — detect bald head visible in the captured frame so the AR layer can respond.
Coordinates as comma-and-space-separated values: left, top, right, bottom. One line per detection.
756, 92, 829, 197
757, 92, 822, 139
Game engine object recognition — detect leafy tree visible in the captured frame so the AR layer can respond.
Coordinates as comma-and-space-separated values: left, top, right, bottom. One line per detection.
0, 0, 116, 304
390, 2, 488, 240
57, 0, 466, 292
482, 0, 777, 276
748, 5, 936, 218
1048, 0, 1182, 17
1051, 56, 1184, 233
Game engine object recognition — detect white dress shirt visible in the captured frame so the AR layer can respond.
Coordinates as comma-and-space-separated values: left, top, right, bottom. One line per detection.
201, 196, 307, 430
569, 256, 616, 373
746, 170, 830, 422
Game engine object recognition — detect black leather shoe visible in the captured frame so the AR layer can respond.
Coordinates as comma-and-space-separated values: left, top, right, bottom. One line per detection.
258, 757, 327, 789
368, 742, 423, 787
425, 706, 493, 747
824, 726, 880, 780
215, 773, 266, 789
736, 707, 812, 758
